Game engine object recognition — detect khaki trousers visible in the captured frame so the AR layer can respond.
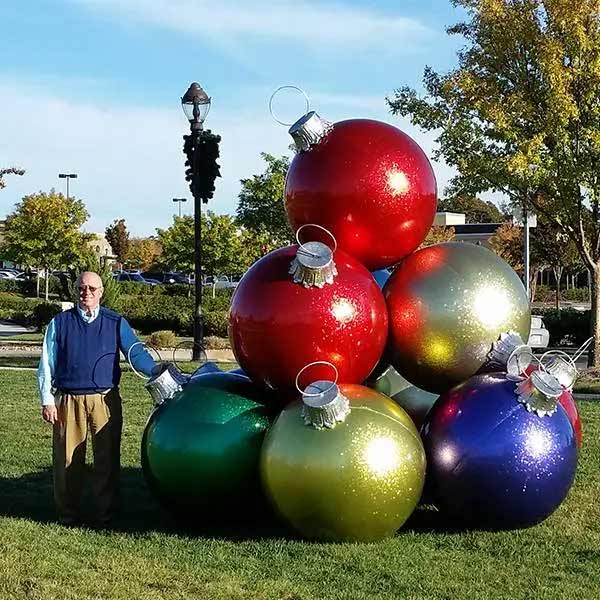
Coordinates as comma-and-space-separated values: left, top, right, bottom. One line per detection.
52, 388, 123, 523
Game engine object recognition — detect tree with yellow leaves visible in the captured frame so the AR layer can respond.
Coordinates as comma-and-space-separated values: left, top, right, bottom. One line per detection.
389, 0, 600, 364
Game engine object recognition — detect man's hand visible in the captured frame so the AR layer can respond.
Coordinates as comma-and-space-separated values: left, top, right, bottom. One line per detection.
42, 405, 58, 424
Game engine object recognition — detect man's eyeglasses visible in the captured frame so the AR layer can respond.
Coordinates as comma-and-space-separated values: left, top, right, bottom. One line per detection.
78, 285, 101, 293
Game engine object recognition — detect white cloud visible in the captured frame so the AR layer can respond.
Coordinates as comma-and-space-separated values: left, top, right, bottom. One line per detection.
72, 0, 431, 52
0, 78, 458, 238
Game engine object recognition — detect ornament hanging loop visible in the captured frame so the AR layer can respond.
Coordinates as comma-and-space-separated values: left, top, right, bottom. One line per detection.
295, 360, 339, 397
172, 340, 207, 374
572, 336, 594, 363
296, 223, 338, 254
269, 85, 311, 127
539, 349, 579, 390
127, 341, 162, 380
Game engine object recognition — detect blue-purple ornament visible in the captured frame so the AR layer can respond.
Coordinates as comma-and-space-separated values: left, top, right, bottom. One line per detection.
422, 373, 577, 529
371, 268, 391, 289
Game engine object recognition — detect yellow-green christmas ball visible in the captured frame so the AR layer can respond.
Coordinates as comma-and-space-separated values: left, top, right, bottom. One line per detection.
260, 384, 426, 542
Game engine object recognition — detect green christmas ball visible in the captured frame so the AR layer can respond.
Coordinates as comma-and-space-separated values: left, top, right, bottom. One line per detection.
370, 364, 439, 431
141, 379, 272, 518
260, 384, 426, 542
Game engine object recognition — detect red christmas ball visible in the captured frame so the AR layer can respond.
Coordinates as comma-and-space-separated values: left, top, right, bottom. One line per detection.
229, 245, 388, 393
284, 118, 437, 270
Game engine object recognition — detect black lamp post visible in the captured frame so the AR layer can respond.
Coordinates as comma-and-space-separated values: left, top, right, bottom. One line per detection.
181, 82, 215, 360
172, 197, 187, 217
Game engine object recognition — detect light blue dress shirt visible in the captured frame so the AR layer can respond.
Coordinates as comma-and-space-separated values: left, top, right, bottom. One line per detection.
37, 305, 155, 405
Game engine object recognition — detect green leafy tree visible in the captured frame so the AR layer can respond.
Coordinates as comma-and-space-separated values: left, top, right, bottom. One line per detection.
388, 0, 600, 364
126, 238, 162, 271
105, 219, 130, 267
0, 167, 24, 190
156, 216, 194, 275
439, 195, 504, 223
420, 226, 456, 248
236, 153, 293, 247
1, 190, 90, 299
202, 211, 246, 278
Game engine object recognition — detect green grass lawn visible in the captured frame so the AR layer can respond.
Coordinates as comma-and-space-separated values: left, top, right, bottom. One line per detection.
0, 371, 599, 599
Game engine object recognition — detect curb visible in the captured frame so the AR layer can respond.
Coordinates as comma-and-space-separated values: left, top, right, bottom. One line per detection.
573, 393, 600, 401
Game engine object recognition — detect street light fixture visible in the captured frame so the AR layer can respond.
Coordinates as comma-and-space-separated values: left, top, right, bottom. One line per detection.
58, 173, 78, 200
172, 197, 187, 217
181, 82, 213, 360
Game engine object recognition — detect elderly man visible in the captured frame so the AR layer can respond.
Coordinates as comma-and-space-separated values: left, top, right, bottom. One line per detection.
38, 271, 156, 527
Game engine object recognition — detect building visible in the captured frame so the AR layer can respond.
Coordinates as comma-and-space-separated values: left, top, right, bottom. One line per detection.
87, 233, 116, 267
434, 212, 503, 247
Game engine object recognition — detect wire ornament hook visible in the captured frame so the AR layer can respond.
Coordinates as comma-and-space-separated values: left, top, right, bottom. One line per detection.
295, 361, 339, 397
127, 341, 162, 380
296, 224, 338, 253
269, 85, 311, 127
172, 340, 207, 374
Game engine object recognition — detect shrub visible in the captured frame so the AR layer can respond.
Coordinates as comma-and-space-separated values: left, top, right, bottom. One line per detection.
204, 335, 230, 349
536, 308, 590, 347
203, 311, 229, 337
32, 302, 62, 330
562, 287, 589, 302
147, 330, 178, 349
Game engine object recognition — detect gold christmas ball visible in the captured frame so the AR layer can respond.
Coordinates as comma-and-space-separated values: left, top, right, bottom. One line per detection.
384, 242, 531, 394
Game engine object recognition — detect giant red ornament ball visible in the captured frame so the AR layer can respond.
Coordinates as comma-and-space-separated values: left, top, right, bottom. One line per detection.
229, 245, 388, 393
284, 117, 437, 270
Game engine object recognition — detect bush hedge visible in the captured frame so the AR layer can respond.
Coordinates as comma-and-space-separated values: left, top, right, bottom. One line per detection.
536, 308, 591, 347
0, 289, 231, 336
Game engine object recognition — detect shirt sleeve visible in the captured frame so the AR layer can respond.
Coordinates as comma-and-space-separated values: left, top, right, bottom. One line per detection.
37, 319, 57, 406
119, 317, 156, 377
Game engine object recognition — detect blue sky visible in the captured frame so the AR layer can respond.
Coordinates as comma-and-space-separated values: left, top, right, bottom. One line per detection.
1, 0, 467, 237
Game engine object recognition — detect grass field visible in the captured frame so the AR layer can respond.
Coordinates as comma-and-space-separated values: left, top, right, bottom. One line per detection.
0, 370, 599, 599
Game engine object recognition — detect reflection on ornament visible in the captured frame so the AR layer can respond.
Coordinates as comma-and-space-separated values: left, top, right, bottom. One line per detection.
363, 437, 401, 476
387, 170, 410, 195
473, 285, 510, 328
331, 297, 356, 324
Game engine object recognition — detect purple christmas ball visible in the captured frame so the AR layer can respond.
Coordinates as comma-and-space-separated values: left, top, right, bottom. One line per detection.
422, 373, 577, 529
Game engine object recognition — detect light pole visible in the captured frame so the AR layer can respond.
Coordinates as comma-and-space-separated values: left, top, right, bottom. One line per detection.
172, 197, 187, 217
181, 82, 211, 360
58, 173, 78, 200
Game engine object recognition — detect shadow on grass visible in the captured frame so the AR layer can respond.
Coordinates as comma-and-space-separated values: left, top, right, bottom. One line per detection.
0, 466, 294, 540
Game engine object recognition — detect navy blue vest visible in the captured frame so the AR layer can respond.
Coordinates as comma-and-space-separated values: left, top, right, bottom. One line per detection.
53, 307, 122, 393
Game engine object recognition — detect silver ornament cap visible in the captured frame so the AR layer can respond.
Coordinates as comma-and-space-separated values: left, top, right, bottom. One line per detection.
515, 370, 563, 417
486, 331, 533, 379
539, 351, 578, 391
289, 240, 338, 288
289, 111, 333, 152
301, 380, 351, 430
145, 363, 189, 406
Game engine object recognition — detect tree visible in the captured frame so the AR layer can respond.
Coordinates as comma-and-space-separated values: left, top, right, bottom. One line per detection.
236, 153, 294, 247
202, 211, 246, 278
1, 190, 90, 299
0, 167, 24, 190
488, 222, 547, 301
420, 225, 456, 248
126, 238, 162, 272
388, 0, 600, 364
439, 195, 504, 223
105, 219, 130, 267
156, 216, 194, 275
534, 218, 581, 308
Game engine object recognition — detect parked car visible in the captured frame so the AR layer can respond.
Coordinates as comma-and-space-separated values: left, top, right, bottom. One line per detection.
528, 315, 550, 349
113, 272, 157, 286
141, 271, 190, 285
203, 275, 239, 290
